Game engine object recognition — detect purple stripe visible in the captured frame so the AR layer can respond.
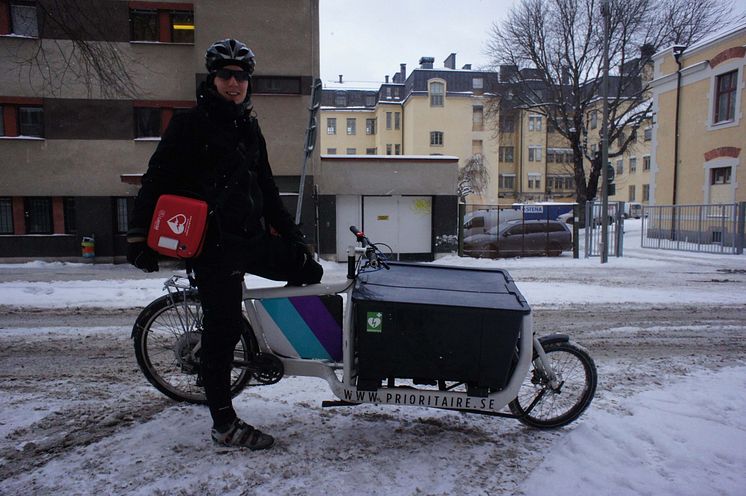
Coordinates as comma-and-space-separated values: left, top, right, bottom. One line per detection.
289, 296, 342, 361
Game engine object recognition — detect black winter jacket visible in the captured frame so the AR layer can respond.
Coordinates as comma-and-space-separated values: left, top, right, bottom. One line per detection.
130, 82, 299, 259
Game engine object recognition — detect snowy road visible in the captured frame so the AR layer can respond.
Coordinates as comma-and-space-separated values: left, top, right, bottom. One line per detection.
1, 303, 745, 495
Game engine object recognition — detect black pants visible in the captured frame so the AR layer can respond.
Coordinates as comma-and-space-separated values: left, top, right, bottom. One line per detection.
193, 232, 323, 428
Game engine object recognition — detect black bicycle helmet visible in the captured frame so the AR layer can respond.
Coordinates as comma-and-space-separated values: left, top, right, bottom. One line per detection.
205, 38, 256, 74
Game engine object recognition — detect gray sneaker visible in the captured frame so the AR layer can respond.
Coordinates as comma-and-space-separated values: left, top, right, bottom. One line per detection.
211, 418, 275, 450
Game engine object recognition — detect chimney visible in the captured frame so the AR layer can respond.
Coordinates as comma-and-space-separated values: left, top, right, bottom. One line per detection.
462, 64, 472, 70
444, 53, 456, 70
400, 63, 407, 81
499, 64, 518, 82
338, 74, 343, 84
419, 56, 435, 69
385, 75, 389, 83
640, 43, 655, 62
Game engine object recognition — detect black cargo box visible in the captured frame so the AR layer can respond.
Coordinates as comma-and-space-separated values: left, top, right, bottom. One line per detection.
353, 263, 531, 394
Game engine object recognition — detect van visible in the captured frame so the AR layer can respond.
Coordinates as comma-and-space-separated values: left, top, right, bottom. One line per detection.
626, 202, 643, 219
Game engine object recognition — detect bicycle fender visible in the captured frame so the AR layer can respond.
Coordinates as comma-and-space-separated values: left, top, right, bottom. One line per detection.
538, 334, 570, 348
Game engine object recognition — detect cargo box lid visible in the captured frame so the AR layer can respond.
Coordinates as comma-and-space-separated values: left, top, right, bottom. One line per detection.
353, 263, 530, 314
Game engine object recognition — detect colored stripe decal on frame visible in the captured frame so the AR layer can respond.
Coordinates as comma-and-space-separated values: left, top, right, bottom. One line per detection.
260, 298, 332, 360
289, 296, 343, 361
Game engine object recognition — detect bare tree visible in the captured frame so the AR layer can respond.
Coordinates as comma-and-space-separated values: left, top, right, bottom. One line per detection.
458, 154, 490, 202
4, 0, 142, 98
486, 0, 739, 206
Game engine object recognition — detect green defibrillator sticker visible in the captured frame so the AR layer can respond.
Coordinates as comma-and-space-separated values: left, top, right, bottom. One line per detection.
366, 312, 383, 333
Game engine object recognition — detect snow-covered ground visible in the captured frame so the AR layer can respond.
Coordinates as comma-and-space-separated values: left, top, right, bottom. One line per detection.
0, 219, 745, 495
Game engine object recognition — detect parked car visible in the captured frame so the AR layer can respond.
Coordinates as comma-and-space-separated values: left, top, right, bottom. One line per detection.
463, 220, 573, 258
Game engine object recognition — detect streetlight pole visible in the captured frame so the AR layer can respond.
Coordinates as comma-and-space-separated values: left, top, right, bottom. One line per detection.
600, 0, 611, 263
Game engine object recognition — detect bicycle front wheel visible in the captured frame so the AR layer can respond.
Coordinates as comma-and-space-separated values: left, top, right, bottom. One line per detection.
133, 292, 254, 404
509, 341, 597, 428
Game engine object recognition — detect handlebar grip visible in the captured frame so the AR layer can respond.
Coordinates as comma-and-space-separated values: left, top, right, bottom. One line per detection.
349, 225, 368, 246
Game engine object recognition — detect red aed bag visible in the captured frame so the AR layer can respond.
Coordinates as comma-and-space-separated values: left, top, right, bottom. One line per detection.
147, 195, 210, 258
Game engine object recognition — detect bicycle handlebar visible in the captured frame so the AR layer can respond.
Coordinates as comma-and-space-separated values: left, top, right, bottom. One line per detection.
349, 225, 389, 272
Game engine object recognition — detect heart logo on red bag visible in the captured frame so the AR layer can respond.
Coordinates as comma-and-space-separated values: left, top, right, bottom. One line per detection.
167, 214, 188, 235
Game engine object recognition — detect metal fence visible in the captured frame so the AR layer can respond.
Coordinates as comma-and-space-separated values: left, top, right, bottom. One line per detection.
458, 203, 577, 258
584, 201, 624, 258
641, 203, 746, 254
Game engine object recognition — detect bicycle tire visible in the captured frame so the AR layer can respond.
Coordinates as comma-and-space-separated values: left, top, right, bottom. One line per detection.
509, 341, 597, 428
133, 292, 254, 404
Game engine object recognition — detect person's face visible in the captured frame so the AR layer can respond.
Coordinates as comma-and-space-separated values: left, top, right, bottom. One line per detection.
213, 64, 249, 104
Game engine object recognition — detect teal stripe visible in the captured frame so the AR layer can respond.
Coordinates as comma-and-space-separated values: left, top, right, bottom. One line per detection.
261, 298, 332, 360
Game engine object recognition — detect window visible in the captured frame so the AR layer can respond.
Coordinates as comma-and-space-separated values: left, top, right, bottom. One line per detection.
346, 118, 356, 135
24, 197, 52, 234
253, 77, 302, 95
365, 118, 376, 135
9, 2, 38, 37
394, 112, 400, 130
590, 111, 598, 129
528, 114, 542, 131
130, 7, 195, 43
386, 112, 392, 130
63, 198, 76, 234
346, 148, 356, 155
472, 106, 484, 131
642, 184, 650, 202
327, 118, 336, 135
629, 157, 637, 173
644, 127, 652, 141
365, 95, 376, 107
334, 92, 347, 107
0, 198, 13, 234
528, 174, 542, 189
499, 174, 516, 190
629, 185, 636, 201
473, 78, 484, 89
616, 159, 624, 175
499, 115, 515, 132
472, 140, 483, 157
393, 88, 400, 99
394, 144, 401, 155
711, 167, 732, 184
326, 148, 336, 155
130, 9, 158, 41
430, 81, 444, 107
499, 146, 514, 162
170, 11, 195, 43
386, 144, 392, 155
547, 120, 556, 133
366, 147, 376, 155
528, 145, 542, 162
134, 107, 161, 138
430, 131, 443, 146
548, 176, 574, 190
386, 87, 392, 99
18, 106, 43, 137
714, 70, 738, 124
114, 197, 133, 234
643, 156, 651, 171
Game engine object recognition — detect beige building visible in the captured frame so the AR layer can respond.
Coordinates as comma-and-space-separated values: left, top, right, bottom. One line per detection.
650, 24, 746, 205
321, 55, 500, 204
0, 0, 319, 259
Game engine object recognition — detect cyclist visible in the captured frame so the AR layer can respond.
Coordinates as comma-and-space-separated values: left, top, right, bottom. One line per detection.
126, 38, 323, 450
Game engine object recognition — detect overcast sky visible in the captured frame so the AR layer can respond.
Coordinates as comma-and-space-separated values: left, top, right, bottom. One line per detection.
319, 0, 746, 86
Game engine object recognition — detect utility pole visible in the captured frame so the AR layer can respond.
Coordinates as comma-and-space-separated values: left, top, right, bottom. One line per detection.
600, 0, 611, 263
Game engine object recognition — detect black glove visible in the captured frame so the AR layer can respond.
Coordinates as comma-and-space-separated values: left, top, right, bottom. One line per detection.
126, 228, 159, 273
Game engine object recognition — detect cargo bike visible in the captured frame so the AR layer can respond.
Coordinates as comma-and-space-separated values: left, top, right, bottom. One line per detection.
133, 227, 597, 429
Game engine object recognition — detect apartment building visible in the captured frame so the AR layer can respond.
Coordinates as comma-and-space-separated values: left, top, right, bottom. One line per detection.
650, 23, 746, 205
321, 55, 500, 204
0, 0, 319, 260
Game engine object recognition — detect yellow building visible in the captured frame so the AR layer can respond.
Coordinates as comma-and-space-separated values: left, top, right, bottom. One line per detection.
650, 24, 746, 205
321, 55, 500, 204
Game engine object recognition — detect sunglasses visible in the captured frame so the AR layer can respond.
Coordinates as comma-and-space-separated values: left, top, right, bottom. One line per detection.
214, 68, 251, 82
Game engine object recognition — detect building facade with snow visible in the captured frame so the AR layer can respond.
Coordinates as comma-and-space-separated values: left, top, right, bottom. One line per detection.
0, 0, 319, 260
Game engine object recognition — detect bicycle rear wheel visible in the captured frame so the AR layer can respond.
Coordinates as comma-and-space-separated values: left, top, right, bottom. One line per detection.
133, 292, 254, 404
509, 341, 597, 428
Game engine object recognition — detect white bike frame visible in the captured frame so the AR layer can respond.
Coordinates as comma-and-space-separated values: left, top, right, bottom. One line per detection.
238, 245, 536, 415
